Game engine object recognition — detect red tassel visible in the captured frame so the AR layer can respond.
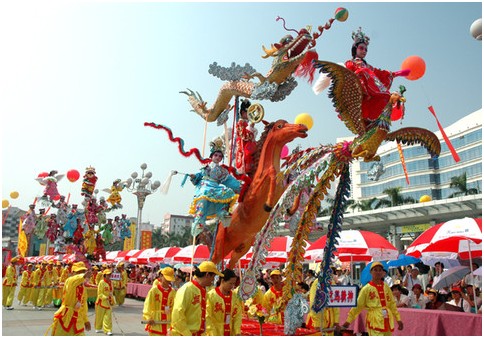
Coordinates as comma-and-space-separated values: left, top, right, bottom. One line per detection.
427, 106, 460, 162
294, 50, 318, 83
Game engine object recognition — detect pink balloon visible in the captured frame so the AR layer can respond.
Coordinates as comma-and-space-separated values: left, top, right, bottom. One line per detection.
280, 145, 289, 158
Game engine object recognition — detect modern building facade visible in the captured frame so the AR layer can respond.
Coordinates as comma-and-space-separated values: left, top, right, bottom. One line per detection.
350, 109, 482, 204
163, 213, 193, 236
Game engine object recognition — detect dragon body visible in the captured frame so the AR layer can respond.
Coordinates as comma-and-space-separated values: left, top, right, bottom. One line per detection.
182, 16, 340, 122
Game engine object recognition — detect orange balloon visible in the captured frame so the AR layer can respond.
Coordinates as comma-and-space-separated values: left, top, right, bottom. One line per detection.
401, 56, 426, 81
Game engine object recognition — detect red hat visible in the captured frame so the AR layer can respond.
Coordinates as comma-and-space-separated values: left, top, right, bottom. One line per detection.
451, 286, 462, 294
412, 283, 422, 290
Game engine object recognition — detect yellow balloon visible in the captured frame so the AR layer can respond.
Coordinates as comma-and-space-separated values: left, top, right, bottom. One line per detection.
419, 195, 432, 203
2, 199, 9, 209
295, 113, 314, 130
10, 191, 19, 199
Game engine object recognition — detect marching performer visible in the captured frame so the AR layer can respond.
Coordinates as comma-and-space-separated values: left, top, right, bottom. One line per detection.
206, 268, 242, 336
306, 279, 340, 335
113, 262, 128, 306
142, 267, 176, 336
95, 268, 115, 335
49, 261, 92, 335
17, 263, 34, 306
171, 261, 222, 336
2, 256, 21, 310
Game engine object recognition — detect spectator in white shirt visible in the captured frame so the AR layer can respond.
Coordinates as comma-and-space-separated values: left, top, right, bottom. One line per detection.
446, 287, 471, 313
403, 267, 422, 292
409, 284, 428, 309
391, 284, 410, 308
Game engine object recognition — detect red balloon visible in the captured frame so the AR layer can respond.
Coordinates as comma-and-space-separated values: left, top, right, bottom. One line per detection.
66, 169, 80, 182
401, 56, 426, 81
38, 172, 49, 178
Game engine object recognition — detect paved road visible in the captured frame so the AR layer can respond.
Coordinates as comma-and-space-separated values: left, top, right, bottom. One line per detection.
2, 298, 148, 336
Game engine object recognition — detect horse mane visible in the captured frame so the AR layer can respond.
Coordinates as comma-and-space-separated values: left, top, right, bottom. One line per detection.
247, 121, 275, 178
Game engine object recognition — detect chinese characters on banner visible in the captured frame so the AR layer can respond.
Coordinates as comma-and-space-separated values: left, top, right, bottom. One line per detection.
141, 230, 152, 249
326, 285, 359, 307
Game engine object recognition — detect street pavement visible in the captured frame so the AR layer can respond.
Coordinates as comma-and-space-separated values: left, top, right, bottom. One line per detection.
2, 298, 148, 336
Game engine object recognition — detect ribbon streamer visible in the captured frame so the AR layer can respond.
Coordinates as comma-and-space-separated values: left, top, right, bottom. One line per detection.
396, 142, 410, 185
428, 106, 460, 162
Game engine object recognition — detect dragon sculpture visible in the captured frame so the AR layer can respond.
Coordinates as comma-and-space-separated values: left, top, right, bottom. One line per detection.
236, 60, 442, 331
181, 14, 346, 123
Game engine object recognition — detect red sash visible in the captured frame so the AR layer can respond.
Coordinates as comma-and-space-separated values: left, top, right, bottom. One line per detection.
270, 286, 284, 321
159, 284, 172, 335
215, 287, 232, 336
368, 281, 391, 332
192, 280, 206, 335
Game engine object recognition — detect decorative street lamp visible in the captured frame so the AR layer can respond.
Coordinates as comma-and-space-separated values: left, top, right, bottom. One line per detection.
125, 163, 161, 250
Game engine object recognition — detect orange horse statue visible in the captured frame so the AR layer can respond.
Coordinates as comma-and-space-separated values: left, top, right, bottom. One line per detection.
211, 119, 308, 267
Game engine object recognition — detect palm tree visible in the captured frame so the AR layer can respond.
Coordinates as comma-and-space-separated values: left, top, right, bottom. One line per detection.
381, 187, 416, 207
448, 173, 480, 198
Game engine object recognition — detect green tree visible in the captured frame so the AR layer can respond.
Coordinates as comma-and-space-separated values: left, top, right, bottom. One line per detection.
381, 187, 416, 207
448, 172, 479, 198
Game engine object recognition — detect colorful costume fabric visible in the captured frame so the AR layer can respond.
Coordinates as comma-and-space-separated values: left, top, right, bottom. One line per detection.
345, 58, 394, 121
206, 286, 242, 336
189, 163, 241, 236
2, 264, 18, 308
142, 283, 176, 335
50, 273, 89, 335
171, 280, 207, 336
306, 279, 340, 335
345, 281, 401, 336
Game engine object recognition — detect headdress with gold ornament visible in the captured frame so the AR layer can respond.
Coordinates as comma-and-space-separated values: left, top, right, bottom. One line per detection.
352, 27, 370, 46
85, 166, 96, 174
209, 136, 226, 158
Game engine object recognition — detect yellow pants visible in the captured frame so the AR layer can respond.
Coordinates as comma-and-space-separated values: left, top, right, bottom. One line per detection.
44, 288, 54, 306
36, 288, 47, 307
95, 305, 112, 333
114, 288, 126, 306
50, 318, 85, 336
2, 285, 16, 307
17, 286, 31, 305
368, 328, 393, 336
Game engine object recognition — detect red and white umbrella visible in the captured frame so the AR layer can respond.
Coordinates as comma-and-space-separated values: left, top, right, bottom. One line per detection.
150, 247, 181, 264
242, 236, 311, 264
305, 230, 398, 262
224, 247, 254, 267
129, 248, 158, 264
105, 250, 120, 263
173, 245, 210, 264
406, 217, 482, 260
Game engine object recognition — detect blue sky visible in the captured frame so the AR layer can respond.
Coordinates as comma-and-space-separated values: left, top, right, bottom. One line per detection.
1, 1, 482, 227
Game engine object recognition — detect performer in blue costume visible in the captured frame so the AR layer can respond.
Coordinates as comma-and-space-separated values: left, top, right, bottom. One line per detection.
188, 142, 241, 244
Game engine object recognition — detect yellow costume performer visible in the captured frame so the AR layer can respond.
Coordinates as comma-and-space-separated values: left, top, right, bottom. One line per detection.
17, 263, 34, 306
206, 269, 242, 336
95, 269, 115, 335
142, 267, 176, 336
171, 261, 222, 336
262, 270, 286, 324
43, 261, 56, 306
30, 262, 47, 309
2, 256, 20, 310
306, 279, 340, 335
52, 262, 63, 307
113, 263, 128, 305
49, 261, 91, 336
342, 262, 403, 336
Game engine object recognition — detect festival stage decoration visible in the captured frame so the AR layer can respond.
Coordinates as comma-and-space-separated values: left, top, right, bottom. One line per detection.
103, 179, 126, 209
81, 166, 98, 198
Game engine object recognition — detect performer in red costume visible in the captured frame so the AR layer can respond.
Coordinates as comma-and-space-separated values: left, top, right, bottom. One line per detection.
345, 27, 409, 123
